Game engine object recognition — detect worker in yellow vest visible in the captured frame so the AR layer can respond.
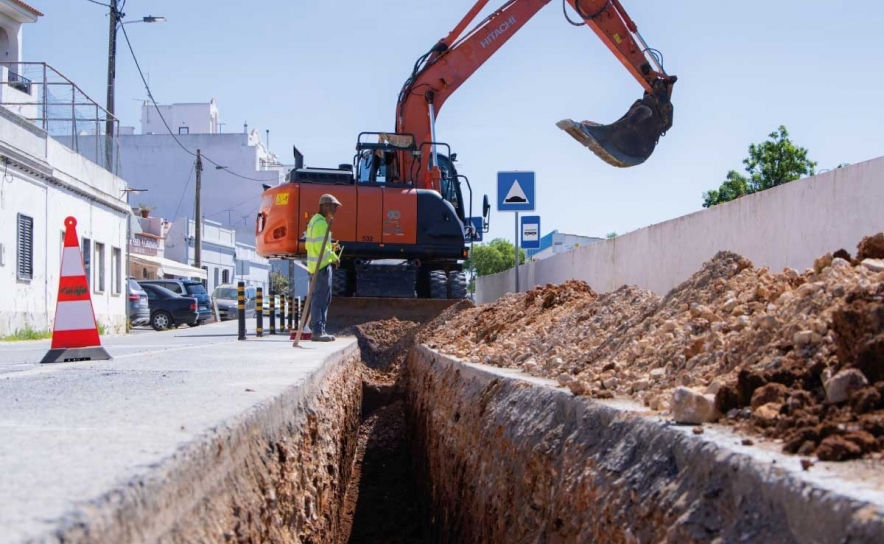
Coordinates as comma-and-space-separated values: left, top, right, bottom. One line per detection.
305, 194, 341, 341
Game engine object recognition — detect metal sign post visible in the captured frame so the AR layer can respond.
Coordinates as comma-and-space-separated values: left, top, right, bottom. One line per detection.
514, 211, 519, 292
498, 171, 536, 295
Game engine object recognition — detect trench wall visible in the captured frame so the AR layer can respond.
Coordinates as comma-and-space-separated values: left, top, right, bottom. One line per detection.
477, 155, 884, 303
48, 344, 362, 544
406, 345, 884, 544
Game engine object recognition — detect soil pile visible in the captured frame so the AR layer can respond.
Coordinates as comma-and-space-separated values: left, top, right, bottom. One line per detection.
423, 237, 884, 461
346, 317, 421, 373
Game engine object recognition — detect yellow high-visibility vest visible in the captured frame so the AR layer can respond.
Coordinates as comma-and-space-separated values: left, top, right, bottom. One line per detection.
305, 214, 338, 273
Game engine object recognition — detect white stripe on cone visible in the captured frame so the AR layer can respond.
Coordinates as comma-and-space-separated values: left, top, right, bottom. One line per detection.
61, 247, 85, 277
54, 300, 97, 332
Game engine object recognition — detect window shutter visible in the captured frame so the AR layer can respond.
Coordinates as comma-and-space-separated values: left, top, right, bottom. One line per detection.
17, 214, 34, 280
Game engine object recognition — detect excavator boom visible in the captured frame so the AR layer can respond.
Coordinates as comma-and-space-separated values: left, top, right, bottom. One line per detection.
396, 0, 677, 180
255, 0, 679, 328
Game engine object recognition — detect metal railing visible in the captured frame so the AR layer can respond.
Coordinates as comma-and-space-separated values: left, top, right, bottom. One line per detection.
0, 62, 121, 175
7, 70, 31, 94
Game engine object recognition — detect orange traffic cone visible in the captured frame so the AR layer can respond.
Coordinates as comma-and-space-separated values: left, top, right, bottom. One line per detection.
40, 217, 112, 364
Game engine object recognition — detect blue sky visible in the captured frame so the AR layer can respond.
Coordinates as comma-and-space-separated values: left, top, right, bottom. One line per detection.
27, 1, 884, 243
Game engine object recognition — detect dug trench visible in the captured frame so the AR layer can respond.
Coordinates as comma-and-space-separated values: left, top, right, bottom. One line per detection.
93, 240, 884, 543
336, 302, 884, 543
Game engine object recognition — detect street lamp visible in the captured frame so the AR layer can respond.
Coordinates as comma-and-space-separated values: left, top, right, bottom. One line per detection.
127, 16, 166, 24
105, 1, 165, 171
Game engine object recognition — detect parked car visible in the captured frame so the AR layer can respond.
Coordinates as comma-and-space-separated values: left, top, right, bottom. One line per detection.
139, 283, 200, 331
126, 278, 150, 327
211, 284, 257, 321
138, 279, 212, 324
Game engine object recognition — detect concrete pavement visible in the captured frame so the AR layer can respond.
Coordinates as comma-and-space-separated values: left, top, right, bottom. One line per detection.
0, 318, 357, 544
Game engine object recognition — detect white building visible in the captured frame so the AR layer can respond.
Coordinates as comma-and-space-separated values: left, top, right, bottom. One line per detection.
0, 2, 134, 336
128, 211, 206, 281
165, 218, 270, 294
115, 101, 288, 234
0, 0, 40, 120
526, 230, 604, 261
140, 99, 221, 136
0, 98, 131, 336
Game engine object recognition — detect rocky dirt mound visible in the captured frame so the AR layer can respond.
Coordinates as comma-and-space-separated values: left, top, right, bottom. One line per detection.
345, 317, 421, 372
423, 237, 884, 461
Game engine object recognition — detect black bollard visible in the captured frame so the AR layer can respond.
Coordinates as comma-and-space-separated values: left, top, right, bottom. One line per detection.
280, 294, 287, 332
256, 287, 263, 337
269, 291, 276, 335
288, 295, 295, 331
237, 281, 246, 341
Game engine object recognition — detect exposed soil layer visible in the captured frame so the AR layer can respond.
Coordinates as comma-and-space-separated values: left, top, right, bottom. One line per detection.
424, 236, 884, 461
340, 400, 428, 544
338, 312, 482, 544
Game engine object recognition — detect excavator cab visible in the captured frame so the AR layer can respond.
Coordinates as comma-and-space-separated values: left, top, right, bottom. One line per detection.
557, 78, 676, 168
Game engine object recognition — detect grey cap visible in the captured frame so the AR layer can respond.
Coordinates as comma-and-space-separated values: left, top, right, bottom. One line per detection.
319, 194, 342, 206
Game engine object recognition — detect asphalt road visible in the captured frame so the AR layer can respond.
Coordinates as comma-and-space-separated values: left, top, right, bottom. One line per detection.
0, 317, 265, 371
0, 316, 356, 544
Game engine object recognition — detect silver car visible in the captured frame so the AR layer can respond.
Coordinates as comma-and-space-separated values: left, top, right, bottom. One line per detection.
127, 278, 150, 327
211, 284, 257, 320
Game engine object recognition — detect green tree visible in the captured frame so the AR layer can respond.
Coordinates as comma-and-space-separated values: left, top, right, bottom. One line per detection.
606, 232, 618, 239
270, 270, 290, 295
702, 170, 750, 208
465, 238, 526, 277
702, 126, 817, 208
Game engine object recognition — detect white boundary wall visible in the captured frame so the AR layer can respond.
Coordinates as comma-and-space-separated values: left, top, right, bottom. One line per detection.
477, 155, 884, 304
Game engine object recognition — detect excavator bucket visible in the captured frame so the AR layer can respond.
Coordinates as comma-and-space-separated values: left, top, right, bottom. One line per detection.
557, 84, 674, 168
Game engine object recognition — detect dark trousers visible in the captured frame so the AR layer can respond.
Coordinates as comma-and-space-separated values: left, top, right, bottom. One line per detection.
309, 265, 333, 335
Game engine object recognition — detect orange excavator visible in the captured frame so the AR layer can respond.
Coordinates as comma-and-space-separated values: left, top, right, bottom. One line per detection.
256, 0, 676, 310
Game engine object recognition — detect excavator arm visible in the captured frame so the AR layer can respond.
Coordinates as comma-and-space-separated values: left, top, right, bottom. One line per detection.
395, 0, 677, 185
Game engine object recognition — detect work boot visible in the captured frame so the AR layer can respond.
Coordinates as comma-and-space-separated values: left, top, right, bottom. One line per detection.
312, 334, 335, 342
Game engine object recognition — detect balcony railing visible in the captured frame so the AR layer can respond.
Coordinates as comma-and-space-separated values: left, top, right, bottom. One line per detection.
7, 70, 31, 94
0, 62, 120, 175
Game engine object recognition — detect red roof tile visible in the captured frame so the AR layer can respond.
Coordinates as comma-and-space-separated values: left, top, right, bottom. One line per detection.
8, 0, 43, 17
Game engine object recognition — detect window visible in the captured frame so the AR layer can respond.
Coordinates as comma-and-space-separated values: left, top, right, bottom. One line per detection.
111, 247, 121, 294
222, 269, 230, 284
162, 282, 182, 294
201, 266, 208, 288
95, 242, 106, 292
178, 126, 189, 135
82, 237, 91, 286
16, 214, 33, 280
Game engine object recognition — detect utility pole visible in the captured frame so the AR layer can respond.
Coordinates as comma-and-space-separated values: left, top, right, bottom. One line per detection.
195, 150, 203, 269
105, 0, 118, 172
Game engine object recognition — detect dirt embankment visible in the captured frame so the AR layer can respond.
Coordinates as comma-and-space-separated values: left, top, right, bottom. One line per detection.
424, 234, 884, 461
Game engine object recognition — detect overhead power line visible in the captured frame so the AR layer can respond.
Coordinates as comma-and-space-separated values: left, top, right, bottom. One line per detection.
117, 20, 277, 183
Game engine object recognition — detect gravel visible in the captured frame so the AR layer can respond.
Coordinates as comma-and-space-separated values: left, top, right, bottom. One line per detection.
423, 234, 884, 461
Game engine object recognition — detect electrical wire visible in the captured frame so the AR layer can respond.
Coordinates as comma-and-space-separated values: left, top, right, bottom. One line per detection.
117, 19, 277, 183
83, 0, 110, 7
169, 160, 195, 223
204, 194, 263, 219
